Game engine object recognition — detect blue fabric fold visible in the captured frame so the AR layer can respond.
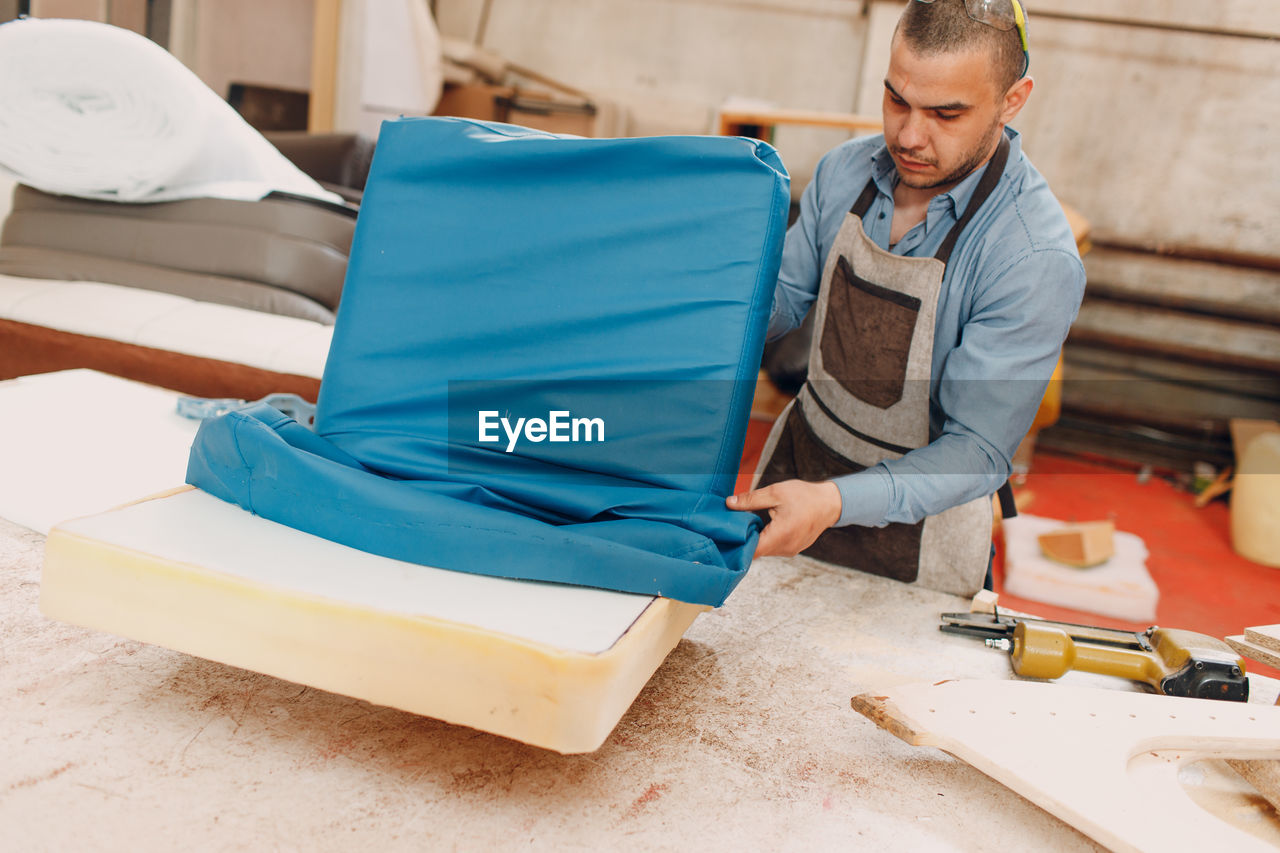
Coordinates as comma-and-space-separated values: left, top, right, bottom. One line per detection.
187, 118, 789, 606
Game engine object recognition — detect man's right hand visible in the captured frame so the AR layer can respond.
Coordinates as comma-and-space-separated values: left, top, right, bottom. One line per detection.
726, 479, 842, 558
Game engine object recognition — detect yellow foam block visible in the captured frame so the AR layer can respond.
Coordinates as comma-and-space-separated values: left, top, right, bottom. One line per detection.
41, 488, 704, 754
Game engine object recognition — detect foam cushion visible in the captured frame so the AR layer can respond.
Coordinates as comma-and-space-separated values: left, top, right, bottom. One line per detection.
41, 488, 702, 753
188, 118, 789, 606
1003, 514, 1159, 622
0, 184, 356, 321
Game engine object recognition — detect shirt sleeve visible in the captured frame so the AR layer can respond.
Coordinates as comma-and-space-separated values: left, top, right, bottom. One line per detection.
766, 153, 828, 342
832, 246, 1085, 527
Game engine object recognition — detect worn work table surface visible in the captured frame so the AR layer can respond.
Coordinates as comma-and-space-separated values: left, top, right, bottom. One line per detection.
3, 516, 1274, 851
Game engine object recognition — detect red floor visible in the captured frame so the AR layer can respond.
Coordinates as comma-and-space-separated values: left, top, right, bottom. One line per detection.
736, 418, 1280, 680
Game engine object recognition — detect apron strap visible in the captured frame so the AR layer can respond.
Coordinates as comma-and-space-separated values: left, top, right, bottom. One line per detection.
849, 179, 880, 219
996, 479, 1017, 519
934, 134, 1011, 264
848, 134, 1011, 255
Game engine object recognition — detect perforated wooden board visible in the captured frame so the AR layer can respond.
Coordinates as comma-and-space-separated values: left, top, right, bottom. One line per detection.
852, 679, 1280, 853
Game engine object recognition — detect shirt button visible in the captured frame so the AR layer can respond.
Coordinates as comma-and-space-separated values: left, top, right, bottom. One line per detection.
878, 212, 885, 219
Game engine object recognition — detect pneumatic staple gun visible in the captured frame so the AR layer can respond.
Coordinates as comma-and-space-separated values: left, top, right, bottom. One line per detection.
940, 611, 1250, 701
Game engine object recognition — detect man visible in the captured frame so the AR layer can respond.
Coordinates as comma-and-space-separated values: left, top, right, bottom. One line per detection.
728, 0, 1085, 592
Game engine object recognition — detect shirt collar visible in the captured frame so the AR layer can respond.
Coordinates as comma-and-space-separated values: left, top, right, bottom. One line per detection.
870, 127, 1022, 224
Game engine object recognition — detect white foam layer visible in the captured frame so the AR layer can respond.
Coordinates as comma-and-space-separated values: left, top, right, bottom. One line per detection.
0, 370, 199, 534
1003, 513, 1159, 622
0, 277, 332, 377
57, 488, 655, 654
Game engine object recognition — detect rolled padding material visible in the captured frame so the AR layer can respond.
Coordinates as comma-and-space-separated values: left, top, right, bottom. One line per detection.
187, 118, 790, 606
1231, 432, 1280, 568
0, 18, 335, 203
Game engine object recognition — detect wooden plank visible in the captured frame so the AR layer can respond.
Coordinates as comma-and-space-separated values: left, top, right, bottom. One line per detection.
852, 679, 1280, 853
1064, 343, 1280, 391
1069, 302, 1280, 374
0, 317, 323, 402
1228, 636, 1280, 671
308, 0, 341, 133
1059, 363, 1280, 437
1227, 759, 1280, 817
1083, 248, 1280, 326
1037, 416, 1233, 473
1062, 364, 1280, 436
1062, 203, 1092, 256
718, 108, 882, 136
1245, 626, 1280, 655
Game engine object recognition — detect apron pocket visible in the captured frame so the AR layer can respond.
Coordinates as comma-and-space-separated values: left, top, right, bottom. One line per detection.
820, 254, 921, 409
757, 401, 923, 582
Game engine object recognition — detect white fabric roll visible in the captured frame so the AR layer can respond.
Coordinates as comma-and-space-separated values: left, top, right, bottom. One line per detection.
0, 18, 338, 204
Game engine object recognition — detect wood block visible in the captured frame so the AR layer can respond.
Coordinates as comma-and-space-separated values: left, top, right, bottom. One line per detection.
1228, 635, 1280, 671
1245, 625, 1280, 654
1037, 520, 1115, 568
969, 589, 999, 615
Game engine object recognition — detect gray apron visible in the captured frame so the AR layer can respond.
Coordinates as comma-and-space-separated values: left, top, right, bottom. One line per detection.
754, 137, 1010, 597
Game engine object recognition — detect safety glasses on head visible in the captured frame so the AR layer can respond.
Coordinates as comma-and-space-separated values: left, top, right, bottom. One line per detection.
915, 0, 1030, 79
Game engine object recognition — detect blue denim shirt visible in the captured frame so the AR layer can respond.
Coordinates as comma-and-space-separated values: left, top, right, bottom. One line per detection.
768, 128, 1085, 527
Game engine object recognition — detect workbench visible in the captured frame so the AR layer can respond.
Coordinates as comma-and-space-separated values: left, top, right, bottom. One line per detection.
3, 523, 1276, 851
2, 372, 1276, 850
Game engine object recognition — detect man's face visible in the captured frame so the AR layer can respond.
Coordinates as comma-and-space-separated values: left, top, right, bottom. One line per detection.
882, 34, 1007, 191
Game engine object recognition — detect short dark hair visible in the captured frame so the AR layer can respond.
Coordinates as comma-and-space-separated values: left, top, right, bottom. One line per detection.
896, 0, 1027, 94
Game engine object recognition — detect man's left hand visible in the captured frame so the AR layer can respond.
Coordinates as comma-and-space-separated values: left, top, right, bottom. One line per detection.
726, 479, 842, 558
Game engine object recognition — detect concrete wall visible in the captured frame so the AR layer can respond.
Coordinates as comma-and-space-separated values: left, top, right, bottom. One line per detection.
434, 0, 871, 192
22, 0, 1277, 255
435, 0, 1280, 258
27, 0, 146, 32
169, 0, 314, 102
1015, 1, 1280, 257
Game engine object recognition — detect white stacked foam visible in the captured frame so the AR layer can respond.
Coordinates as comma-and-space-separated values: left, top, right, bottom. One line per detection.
1003, 513, 1159, 622
0, 274, 333, 378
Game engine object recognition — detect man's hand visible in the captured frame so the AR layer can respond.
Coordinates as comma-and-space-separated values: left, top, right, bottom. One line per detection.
726, 479, 843, 558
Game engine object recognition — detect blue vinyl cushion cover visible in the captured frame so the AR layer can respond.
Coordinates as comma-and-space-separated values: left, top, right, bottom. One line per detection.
187, 118, 790, 606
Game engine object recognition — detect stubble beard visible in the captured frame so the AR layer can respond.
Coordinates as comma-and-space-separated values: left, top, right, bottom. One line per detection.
894, 119, 1004, 191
